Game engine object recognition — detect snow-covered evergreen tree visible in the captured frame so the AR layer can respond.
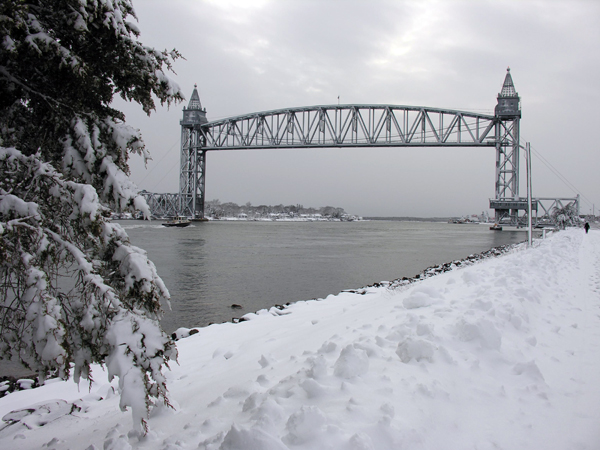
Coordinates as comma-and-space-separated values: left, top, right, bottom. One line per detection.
0, 0, 183, 432
551, 202, 580, 230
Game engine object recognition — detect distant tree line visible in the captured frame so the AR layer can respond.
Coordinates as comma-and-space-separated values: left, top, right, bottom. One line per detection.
205, 200, 347, 219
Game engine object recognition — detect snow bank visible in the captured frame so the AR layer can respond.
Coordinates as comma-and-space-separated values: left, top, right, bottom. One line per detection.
1, 229, 599, 449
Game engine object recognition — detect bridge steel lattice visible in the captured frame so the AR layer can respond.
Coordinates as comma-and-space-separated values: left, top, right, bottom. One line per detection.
535, 196, 581, 224
139, 192, 180, 218
203, 105, 497, 150
152, 70, 529, 224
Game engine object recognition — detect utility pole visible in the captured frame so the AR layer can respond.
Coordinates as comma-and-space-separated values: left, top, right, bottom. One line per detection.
526, 142, 532, 246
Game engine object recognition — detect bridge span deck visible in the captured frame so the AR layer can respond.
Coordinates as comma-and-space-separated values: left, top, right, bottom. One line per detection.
200, 104, 497, 150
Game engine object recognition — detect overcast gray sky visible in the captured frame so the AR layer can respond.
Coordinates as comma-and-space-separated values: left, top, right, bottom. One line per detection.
118, 0, 600, 217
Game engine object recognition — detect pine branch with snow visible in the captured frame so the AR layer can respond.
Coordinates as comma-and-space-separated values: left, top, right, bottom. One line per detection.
0, 0, 183, 432
0, 148, 176, 432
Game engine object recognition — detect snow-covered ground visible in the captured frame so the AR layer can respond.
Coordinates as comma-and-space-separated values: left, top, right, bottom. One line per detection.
1, 229, 599, 449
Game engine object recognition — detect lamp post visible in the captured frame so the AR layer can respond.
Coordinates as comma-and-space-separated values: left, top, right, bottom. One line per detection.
525, 142, 532, 246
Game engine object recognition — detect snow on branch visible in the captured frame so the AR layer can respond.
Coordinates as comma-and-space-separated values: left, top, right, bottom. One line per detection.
61, 115, 151, 217
0, 148, 176, 431
0, 0, 184, 432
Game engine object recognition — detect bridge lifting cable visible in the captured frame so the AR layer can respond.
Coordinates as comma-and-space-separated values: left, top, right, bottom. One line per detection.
136, 139, 179, 188
522, 137, 595, 209
150, 158, 180, 193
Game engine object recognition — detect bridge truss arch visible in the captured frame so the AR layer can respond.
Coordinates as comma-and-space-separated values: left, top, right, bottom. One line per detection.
202, 105, 498, 150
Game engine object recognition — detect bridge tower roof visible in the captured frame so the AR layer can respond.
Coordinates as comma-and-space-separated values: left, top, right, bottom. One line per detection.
499, 67, 518, 98
181, 84, 207, 127
495, 67, 521, 119
187, 83, 204, 110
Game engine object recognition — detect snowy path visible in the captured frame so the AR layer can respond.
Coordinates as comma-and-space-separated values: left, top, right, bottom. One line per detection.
0, 229, 599, 449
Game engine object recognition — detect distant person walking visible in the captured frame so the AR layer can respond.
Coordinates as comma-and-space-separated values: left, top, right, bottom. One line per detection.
584, 222, 590, 234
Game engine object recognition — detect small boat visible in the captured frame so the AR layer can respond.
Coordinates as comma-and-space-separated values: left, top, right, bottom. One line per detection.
489, 224, 502, 231
162, 216, 191, 228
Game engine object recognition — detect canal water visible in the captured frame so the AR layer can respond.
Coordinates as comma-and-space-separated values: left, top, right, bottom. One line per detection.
119, 220, 531, 333
1, 219, 532, 378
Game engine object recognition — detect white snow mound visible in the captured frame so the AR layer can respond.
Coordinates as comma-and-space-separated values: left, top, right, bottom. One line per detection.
1, 229, 600, 450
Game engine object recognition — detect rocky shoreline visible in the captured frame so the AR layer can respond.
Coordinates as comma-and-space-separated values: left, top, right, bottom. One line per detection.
210, 240, 523, 329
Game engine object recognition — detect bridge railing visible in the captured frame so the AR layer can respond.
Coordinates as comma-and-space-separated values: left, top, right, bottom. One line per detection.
201, 105, 498, 150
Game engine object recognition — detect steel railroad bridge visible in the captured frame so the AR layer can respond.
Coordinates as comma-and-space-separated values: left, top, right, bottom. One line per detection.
141, 69, 578, 225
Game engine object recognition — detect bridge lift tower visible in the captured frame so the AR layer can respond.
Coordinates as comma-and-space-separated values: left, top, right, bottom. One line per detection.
179, 84, 208, 218
489, 68, 532, 225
